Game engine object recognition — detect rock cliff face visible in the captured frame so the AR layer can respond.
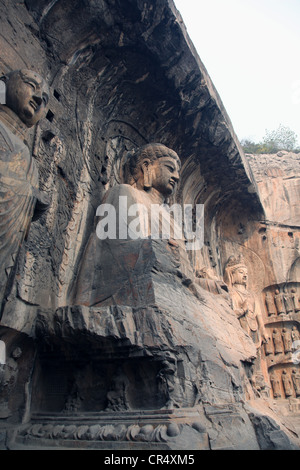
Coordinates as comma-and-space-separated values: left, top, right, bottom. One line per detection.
0, 0, 299, 450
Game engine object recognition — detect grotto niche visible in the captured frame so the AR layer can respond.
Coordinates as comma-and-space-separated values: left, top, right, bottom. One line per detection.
0, 0, 299, 450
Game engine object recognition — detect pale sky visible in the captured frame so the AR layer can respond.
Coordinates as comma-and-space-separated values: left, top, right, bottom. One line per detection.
174, 0, 300, 145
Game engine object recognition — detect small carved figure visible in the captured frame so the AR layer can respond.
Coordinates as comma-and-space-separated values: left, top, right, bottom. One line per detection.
264, 335, 274, 356
274, 289, 286, 315
157, 352, 182, 409
281, 370, 293, 397
195, 267, 229, 296
63, 381, 82, 414
270, 372, 281, 398
291, 289, 300, 313
291, 326, 300, 344
272, 329, 284, 355
106, 366, 130, 412
0, 347, 22, 418
283, 288, 294, 314
291, 369, 300, 397
265, 291, 277, 316
281, 328, 293, 354
0, 69, 49, 315
251, 372, 270, 398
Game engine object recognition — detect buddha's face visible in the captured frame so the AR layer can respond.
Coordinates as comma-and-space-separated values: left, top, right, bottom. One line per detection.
232, 266, 248, 286
5, 69, 49, 127
150, 156, 180, 197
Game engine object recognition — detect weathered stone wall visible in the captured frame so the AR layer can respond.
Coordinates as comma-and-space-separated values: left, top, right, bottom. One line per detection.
0, 0, 262, 329
0, 0, 299, 450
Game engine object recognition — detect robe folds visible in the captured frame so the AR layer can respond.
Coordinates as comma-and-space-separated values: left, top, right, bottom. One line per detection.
0, 105, 39, 307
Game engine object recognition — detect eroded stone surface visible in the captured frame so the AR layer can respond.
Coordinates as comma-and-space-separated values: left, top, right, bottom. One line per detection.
0, 0, 299, 450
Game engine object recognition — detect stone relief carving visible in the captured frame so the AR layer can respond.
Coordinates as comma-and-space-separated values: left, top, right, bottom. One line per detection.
291, 289, 300, 313
274, 289, 286, 316
265, 292, 277, 317
292, 326, 300, 343
264, 286, 300, 318
281, 370, 294, 398
282, 328, 293, 354
0, 347, 22, 418
72, 142, 185, 307
260, 282, 300, 401
105, 366, 130, 412
272, 328, 284, 355
195, 267, 229, 296
270, 372, 282, 399
292, 369, 300, 397
0, 69, 49, 316
223, 255, 270, 394
18, 419, 192, 445
223, 255, 267, 345
283, 288, 295, 315
0, 0, 299, 451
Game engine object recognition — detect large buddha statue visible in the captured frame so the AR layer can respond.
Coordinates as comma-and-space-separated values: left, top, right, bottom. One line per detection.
0, 69, 49, 316
72, 143, 194, 307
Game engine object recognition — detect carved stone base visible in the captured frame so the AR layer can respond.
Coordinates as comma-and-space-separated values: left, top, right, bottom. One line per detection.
5, 403, 280, 450
8, 408, 210, 450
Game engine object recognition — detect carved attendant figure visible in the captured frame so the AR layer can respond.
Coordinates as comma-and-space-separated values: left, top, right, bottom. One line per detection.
0, 69, 49, 315
291, 369, 300, 397
0, 347, 22, 418
281, 328, 292, 354
270, 372, 281, 399
274, 289, 285, 316
291, 326, 300, 344
281, 370, 293, 398
283, 288, 294, 314
223, 255, 267, 346
272, 328, 284, 355
223, 255, 268, 393
106, 366, 130, 412
264, 335, 274, 356
291, 289, 300, 313
265, 292, 277, 317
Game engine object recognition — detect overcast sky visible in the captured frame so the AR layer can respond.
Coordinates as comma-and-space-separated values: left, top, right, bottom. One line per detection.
174, 0, 300, 144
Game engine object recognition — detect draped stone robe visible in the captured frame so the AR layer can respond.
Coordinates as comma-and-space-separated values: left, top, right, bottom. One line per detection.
0, 105, 39, 310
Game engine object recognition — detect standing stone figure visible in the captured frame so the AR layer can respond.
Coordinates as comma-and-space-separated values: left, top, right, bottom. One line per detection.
106, 366, 130, 411
283, 288, 295, 314
274, 289, 286, 315
291, 326, 300, 344
291, 289, 300, 313
281, 370, 293, 398
265, 291, 277, 317
281, 328, 292, 354
270, 372, 281, 399
264, 335, 274, 356
272, 329, 284, 355
223, 255, 268, 392
0, 347, 22, 417
291, 369, 300, 397
0, 69, 49, 315
223, 255, 267, 346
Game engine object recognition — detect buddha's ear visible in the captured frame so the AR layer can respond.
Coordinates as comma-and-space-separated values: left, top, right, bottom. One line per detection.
141, 158, 152, 189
